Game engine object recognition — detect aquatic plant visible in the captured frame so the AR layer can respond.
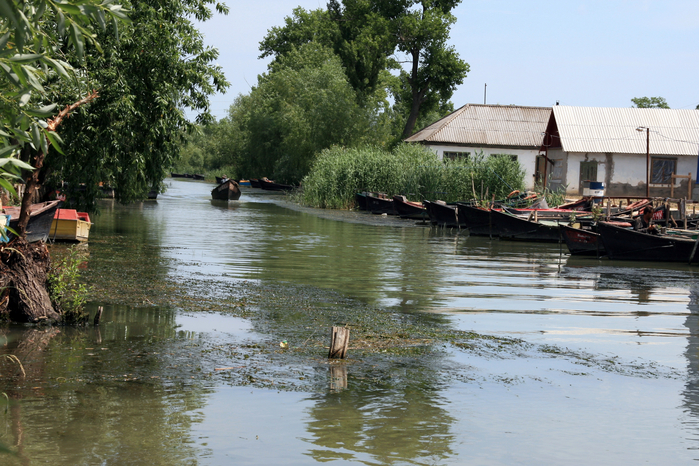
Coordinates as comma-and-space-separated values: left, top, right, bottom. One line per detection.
301, 145, 526, 208
47, 246, 90, 324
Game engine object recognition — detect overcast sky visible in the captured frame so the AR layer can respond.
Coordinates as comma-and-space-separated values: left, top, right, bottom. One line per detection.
192, 0, 699, 121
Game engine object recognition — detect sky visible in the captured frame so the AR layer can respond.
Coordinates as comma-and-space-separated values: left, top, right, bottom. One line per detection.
192, 0, 699, 121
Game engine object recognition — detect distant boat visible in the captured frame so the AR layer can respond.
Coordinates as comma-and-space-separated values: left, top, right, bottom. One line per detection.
249, 179, 261, 188
424, 200, 458, 227
171, 173, 188, 178
4, 200, 62, 243
365, 192, 394, 214
238, 179, 251, 187
50, 209, 91, 242
191, 174, 205, 180
258, 178, 295, 192
211, 179, 242, 201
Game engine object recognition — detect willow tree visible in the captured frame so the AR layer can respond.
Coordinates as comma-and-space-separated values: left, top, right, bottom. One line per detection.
46, 0, 229, 210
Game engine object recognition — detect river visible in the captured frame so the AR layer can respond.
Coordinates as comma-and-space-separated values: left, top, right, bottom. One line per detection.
1, 178, 698, 465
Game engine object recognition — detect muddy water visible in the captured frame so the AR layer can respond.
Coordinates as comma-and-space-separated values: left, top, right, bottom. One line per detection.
2, 178, 699, 465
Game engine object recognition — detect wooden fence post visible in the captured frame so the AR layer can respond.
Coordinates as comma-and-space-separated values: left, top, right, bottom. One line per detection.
328, 326, 350, 359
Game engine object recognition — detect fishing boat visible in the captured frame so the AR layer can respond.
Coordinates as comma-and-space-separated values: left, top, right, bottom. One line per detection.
561, 224, 604, 256
258, 178, 295, 192
455, 203, 494, 236
238, 179, 251, 187
596, 221, 699, 263
211, 179, 242, 201
4, 200, 62, 243
50, 209, 91, 242
424, 200, 458, 227
393, 195, 427, 220
366, 193, 394, 214
249, 179, 261, 188
489, 208, 563, 242
355, 192, 369, 211
215, 176, 229, 184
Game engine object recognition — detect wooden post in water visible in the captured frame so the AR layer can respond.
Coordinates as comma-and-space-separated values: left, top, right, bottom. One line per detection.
328, 326, 350, 359
94, 306, 103, 326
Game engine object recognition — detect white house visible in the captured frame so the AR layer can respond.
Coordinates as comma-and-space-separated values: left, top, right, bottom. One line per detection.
542, 106, 699, 198
404, 104, 552, 191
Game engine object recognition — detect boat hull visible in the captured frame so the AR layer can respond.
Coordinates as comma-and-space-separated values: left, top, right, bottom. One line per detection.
366, 194, 394, 214
456, 204, 494, 236
597, 221, 699, 263
5, 200, 62, 243
393, 195, 427, 220
259, 178, 294, 191
424, 201, 458, 227
211, 180, 242, 201
561, 225, 604, 256
490, 209, 562, 242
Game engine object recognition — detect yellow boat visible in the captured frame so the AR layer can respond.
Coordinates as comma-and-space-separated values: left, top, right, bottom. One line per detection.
51, 209, 92, 242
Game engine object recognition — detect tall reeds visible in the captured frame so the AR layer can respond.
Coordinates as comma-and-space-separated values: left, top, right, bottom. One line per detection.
301, 144, 525, 209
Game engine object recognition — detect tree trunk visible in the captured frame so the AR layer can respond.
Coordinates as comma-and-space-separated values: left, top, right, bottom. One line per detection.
0, 239, 60, 323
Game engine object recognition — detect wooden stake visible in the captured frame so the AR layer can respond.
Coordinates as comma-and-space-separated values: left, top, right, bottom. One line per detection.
94, 306, 103, 326
328, 326, 350, 359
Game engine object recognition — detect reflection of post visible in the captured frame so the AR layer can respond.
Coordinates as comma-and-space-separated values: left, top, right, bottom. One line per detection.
328, 327, 350, 359
329, 365, 347, 391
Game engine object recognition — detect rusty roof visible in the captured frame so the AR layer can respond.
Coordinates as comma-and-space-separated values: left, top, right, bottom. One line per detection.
553, 106, 699, 156
405, 104, 552, 148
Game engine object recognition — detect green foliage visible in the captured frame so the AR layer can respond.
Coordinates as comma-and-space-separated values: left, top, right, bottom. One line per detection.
631, 96, 670, 109
536, 184, 567, 207
44, 0, 229, 211
301, 145, 525, 209
47, 246, 90, 324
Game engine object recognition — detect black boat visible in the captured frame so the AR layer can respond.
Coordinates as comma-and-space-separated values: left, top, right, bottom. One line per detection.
211, 179, 242, 201
4, 200, 62, 243
393, 195, 427, 220
366, 193, 395, 214
191, 174, 205, 181
456, 203, 494, 236
171, 173, 188, 178
259, 178, 295, 192
597, 221, 699, 263
215, 176, 229, 184
561, 224, 605, 256
249, 179, 261, 188
355, 192, 369, 210
424, 200, 458, 227
489, 209, 563, 242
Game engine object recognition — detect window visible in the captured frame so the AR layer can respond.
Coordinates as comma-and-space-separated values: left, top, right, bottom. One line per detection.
651, 157, 676, 185
443, 151, 469, 161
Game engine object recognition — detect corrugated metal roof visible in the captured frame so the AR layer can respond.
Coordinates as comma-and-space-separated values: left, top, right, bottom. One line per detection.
405, 104, 552, 148
553, 106, 699, 156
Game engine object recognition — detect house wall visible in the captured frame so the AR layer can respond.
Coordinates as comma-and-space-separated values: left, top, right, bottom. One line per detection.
424, 144, 539, 191
561, 151, 697, 197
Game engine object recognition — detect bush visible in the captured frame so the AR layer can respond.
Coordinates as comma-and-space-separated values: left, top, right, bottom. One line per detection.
301, 144, 525, 208
47, 246, 90, 324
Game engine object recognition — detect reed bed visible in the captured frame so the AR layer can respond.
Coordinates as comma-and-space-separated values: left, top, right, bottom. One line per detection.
301, 144, 525, 209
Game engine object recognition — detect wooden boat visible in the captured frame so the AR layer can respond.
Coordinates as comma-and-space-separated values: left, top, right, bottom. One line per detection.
597, 221, 699, 263
561, 224, 604, 256
366, 193, 394, 214
249, 179, 261, 188
215, 176, 229, 184
424, 200, 458, 227
238, 179, 251, 187
191, 174, 205, 181
170, 173, 187, 178
211, 179, 242, 201
4, 200, 62, 243
393, 195, 427, 220
258, 178, 295, 192
50, 209, 91, 242
489, 208, 563, 242
355, 192, 369, 211
456, 203, 494, 236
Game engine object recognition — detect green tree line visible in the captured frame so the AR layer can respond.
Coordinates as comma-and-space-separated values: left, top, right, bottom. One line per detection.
175, 0, 470, 186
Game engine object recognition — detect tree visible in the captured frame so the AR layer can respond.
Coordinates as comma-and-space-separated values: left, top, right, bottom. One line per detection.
391, 0, 469, 138
45, 0, 229, 210
631, 96, 670, 108
241, 43, 373, 183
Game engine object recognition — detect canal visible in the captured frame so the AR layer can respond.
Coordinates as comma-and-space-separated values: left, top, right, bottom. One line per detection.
1, 178, 698, 465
